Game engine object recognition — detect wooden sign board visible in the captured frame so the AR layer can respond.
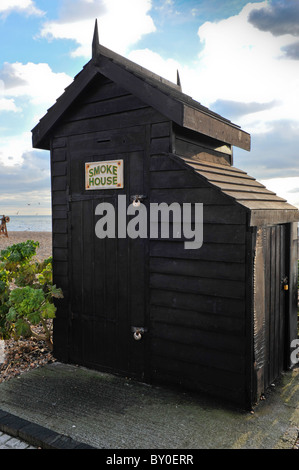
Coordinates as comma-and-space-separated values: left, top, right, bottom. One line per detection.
85, 160, 124, 190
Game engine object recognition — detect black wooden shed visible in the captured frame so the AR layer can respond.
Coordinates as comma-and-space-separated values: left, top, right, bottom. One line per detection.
32, 22, 299, 408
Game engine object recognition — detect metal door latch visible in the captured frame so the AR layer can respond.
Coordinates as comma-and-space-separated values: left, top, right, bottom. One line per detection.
130, 195, 147, 207
131, 327, 147, 341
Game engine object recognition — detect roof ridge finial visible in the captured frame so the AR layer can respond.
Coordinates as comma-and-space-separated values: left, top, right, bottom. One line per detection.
92, 18, 100, 60
176, 69, 182, 90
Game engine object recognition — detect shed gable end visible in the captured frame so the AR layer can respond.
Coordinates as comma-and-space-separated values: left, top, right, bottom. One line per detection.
32, 27, 250, 153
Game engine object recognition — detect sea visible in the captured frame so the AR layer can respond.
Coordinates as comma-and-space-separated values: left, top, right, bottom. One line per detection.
6, 215, 52, 232
4, 215, 299, 235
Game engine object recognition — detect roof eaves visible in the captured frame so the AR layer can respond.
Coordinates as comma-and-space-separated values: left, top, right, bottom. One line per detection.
168, 154, 299, 224
183, 105, 251, 151
96, 43, 181, 93
32, 61, 98, 150
94, 43, 250, 150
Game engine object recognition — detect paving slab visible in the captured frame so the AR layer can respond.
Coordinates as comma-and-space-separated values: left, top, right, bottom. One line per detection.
0, 431, 37, 449
0, 362, 298, 450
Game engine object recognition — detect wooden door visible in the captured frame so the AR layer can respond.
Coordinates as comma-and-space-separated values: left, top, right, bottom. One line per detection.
264, 224, 287, 387
68, 151, 148, 380
254, 225, 288, 398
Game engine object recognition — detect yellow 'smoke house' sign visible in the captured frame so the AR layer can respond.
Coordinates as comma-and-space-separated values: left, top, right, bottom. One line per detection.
85, 160, 124, 190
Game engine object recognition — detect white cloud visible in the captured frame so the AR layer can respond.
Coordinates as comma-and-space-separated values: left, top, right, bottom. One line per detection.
260, 177, 299, 209
0, 0, 44, 16
0, 150, 51, 215
123, 2, 299, 210
0, 62, 73, 132
194, 2, 299, 130
0, 62, 72, 167
128, 48, 180, 82
0, 131, 33, 166
0, 97, 21, 113
127, 48, 202, 103
127, 2, 299, 138
0, 190, 51, 216
0, 62, 72, 107
39, 0, 156, 57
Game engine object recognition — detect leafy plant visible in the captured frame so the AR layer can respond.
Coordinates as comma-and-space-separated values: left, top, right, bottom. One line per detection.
0, 240, 63, 350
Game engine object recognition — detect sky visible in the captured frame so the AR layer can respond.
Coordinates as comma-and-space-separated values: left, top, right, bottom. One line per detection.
0, 0, 299, 215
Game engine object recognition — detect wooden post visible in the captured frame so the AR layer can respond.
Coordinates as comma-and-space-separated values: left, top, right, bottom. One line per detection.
0, 215, 9, 237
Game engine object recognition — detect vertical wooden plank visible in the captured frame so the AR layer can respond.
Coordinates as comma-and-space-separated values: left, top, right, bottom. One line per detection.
127, 151, 146, 378
263, 226, 271, 390
93, 196, 120, 370
82, 199, 95, 318
51, 138, 69, 362
143, 123, 151, 382
274, 225, 280, 379
93, 196, 110, 370
103, 234, 118, 369
82, 199, 95, 364
104, 237, 118, 322
93, 197, 106, 319
69, 200, 83, 362
82, 319, 96, 367
244, 226, 255, 408
269, 226, 276, 384
70, 201, 83, 315
278, 225, 286, 373
116, 209, 130, 373
253, 228, 266, 400
285, 223, 298, 369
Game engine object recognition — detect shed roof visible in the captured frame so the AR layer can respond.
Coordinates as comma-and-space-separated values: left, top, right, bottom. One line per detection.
172, 154, 299, 225
32, 21, 250, 151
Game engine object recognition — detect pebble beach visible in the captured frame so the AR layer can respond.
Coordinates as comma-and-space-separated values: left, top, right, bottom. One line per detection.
0, 231, 52, 262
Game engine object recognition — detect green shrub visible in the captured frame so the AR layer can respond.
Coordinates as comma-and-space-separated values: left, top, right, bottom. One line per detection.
0, 240, 63, 350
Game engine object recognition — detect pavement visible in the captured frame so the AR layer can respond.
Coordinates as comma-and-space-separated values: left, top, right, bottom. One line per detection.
0, 361, 298, 450
0, 431, 37, 449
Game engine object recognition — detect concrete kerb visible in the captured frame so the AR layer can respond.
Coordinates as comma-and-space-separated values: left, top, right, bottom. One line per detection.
0, 409, 95, 449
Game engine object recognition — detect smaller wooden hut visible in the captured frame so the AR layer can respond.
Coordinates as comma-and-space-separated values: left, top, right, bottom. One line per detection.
32, 22, 299, 408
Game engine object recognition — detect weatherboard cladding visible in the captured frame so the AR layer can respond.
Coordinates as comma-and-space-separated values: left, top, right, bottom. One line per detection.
45, 88, 251, 405
31, 28, 297, 221
32, 24, 299, 408
173, 155, 299, 225
32, 37, 297, 221
32, 37, 250, 151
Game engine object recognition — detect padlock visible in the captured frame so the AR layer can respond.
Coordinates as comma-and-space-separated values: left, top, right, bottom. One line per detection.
132, 326, 146, 341
133, 330, 142, 341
